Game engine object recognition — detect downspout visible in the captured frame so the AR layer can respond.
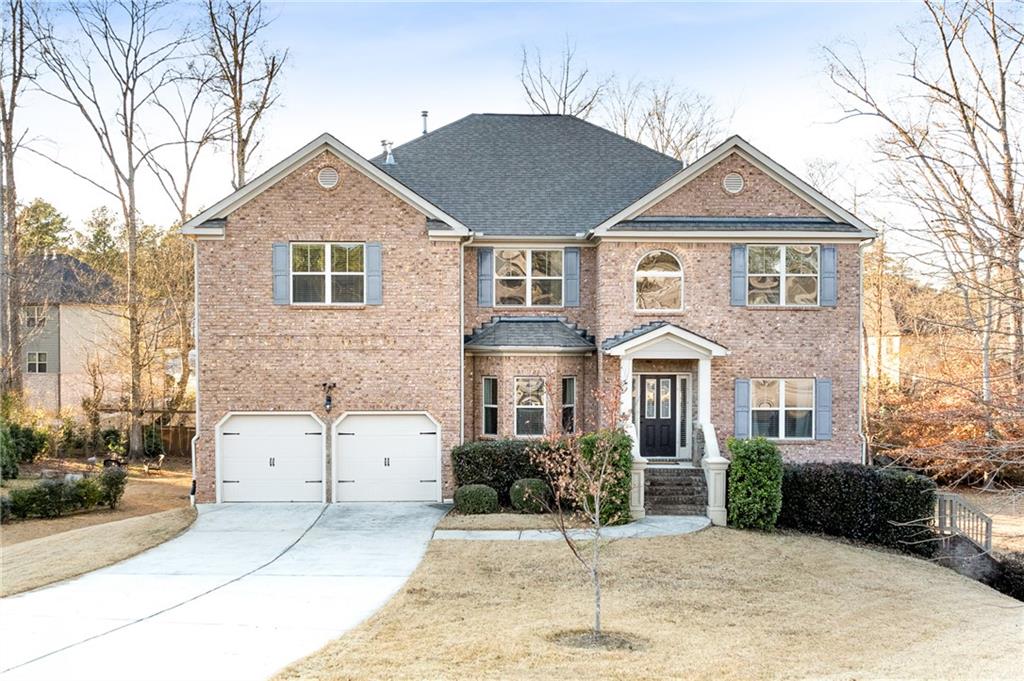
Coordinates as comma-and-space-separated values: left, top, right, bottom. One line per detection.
858, 239, 869, 466
189, 239, 199, 506
459, 232, 475, 447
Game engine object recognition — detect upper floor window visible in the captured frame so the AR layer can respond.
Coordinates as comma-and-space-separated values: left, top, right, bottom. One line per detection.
514, 376, 545, 437
495, 249, 563, 307
27, 351, 47, 373
25, 306, 45, 328
291, 242, 365, 305
635, 250, 683, 311
747, 245, 819, 306
751, 378, 814, 439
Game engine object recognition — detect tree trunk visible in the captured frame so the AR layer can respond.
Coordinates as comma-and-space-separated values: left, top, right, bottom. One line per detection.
127, 181, 143, 459
2, 122, 21, 395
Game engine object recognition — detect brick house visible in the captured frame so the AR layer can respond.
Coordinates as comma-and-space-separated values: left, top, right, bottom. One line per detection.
182, 114, 875, 524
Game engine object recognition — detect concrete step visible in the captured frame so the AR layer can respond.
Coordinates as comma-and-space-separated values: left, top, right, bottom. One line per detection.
646, 479, 707, 489
645, 495, 707, 506
646, 504, 706, 516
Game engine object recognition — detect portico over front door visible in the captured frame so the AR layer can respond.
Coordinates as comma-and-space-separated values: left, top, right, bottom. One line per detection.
639, 375, 675, 457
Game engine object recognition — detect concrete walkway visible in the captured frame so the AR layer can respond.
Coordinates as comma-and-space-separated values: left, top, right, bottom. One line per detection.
0, 502, 446, 681
432, 514, 710, 541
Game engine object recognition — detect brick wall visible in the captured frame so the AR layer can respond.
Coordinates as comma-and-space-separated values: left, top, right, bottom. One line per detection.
195, 151, 462, 501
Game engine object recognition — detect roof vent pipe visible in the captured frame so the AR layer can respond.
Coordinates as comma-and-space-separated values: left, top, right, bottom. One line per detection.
381, 139, 395, 165
421, 110, 429, 135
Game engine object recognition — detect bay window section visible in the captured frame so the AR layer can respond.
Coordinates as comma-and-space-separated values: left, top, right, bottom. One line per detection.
483, 377, 498, 436
514, 377, 545, 436
495, 249, 563, 306
747, 245, 819, 306
751, 378, 815, 439
561, 376, 576, 433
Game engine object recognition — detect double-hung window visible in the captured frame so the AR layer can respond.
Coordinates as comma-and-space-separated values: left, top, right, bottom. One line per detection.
27, 351, 47, 373
495, 249, 563, 306
747, 245, 819, 306
25, 306, 44, 328
514, 377, 545, 437
291, 242, 365, 304
482, 377, 498, 436
561, 376, 576, 433
751, 378, 814, 439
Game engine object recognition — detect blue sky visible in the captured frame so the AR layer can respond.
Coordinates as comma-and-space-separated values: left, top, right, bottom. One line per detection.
19, 1, 924, 229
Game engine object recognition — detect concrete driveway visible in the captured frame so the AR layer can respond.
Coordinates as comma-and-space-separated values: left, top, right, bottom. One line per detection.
0, 502, 446, 681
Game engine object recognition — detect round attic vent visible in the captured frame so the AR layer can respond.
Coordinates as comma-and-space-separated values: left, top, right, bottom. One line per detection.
317, 167, 339, 189
723, 172, 744, 194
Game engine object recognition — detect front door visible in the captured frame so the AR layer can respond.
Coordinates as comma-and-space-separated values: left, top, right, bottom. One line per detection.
640, 375, 675, 457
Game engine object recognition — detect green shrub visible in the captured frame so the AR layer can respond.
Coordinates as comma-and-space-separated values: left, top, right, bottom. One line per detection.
144, 424, 165, 458
454, 484, 498, 514
99, 467, 129, 509
510, 478, 550, 513
6, 475, 112, 519
8, 423, 48, 463
66, 477, 104, 510
726, 437, 783, 530
452, 440, 542, 505
778, 463, 936, 555
8, 486, 34, 518
578, 429, 633, 526
0, 496, 10, 524
0, 421, 18, 480
989, 552, 1024, 602
101, 428, 126, 457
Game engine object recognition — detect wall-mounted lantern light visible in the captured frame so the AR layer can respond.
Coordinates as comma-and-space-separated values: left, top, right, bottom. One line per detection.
322, 382, 337, 412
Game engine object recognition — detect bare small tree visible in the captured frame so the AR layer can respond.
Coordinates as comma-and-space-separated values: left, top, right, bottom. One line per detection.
205, 0, 286, 189
520, 36, 606, 118
32, 0, 191, 458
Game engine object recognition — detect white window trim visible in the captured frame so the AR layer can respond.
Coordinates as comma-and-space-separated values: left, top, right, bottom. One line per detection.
27, 351, 47, 373
290, 242, 367, 306
482, 376, 498, 437
750, 378, 815, 441
494, 248, 565, 308
746, 244, 820, 307
513, 376, 547, 438
561, 376, 576, 433
634, 250, 684, 312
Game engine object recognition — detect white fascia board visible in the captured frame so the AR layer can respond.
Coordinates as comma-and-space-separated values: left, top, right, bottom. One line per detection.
464, 346, 595, 355
181, 224, 226, 238
181, 133, 469, 235
598, 230, 873, 241
589, 135, 877, 238
605, 325, 729, 357
469, 235, 593, 246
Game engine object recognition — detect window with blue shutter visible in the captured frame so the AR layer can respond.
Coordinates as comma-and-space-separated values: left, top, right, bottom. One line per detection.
564, 247, 580, 307
734, 378, 751, 439
820, 245, 837, 307
730, 245, 747, 306
815, 378, 833, 440
366, 242, 382, 305
272, 243, 290, 304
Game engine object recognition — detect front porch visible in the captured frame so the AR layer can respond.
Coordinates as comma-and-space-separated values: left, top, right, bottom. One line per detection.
602, 322, 731, 525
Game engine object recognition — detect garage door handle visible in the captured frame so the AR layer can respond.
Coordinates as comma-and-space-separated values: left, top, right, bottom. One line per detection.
338, 479, 355, 483
222, 480, 240, 484
337, 432, 355, 436
420, 479, 437, 483
420, 431, 437, 435
305, 480, 322, 484
305, 432, 322, 435
222, 432, 240, 436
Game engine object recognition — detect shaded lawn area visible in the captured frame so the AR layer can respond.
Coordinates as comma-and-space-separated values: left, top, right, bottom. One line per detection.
1, 507, 196, 597
1, 457, 192, 547
278, 528, 1023, 680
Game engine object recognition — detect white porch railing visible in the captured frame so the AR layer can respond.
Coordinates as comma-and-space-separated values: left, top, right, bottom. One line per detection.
699, 421, 729, 526
934, 491, 992, 553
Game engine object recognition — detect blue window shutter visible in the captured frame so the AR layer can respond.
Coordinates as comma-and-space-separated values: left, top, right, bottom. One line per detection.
820, 245, 837, 307
477, 248, 494, 307
815, 378, 833, 440
564, 247, 580, 307
366, 242, 383, 305
272, 243, 290, 305
730, 244, 747, 306
734, 378, 751, 439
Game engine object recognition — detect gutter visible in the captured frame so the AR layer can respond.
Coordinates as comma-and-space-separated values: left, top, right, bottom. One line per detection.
189, 239, 200, 506
460, 232, 474, 447
858, 238, 870, 466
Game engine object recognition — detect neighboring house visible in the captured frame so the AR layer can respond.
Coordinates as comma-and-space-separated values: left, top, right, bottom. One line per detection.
182, 114, 875, 523
21, 253, 121, 416
863, 284, 901, 387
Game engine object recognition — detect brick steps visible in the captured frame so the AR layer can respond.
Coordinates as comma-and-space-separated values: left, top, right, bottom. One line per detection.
644, 467, 707, 516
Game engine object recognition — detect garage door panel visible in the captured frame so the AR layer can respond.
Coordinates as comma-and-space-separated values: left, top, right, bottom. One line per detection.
219, 414, 325, 503
335, 413, 439, 502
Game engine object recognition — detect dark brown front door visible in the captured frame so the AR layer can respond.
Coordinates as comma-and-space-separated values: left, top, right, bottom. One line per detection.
640, 375, 675, 457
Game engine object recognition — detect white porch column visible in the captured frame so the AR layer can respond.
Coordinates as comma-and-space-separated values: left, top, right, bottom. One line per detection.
619, 355, 646, 519
697, 356, 728, 526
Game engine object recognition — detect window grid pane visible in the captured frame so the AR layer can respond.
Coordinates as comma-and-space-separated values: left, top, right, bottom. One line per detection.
659, 378, 672, 418
644, 379, 656, 418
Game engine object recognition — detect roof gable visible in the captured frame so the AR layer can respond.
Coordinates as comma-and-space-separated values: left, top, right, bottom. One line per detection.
591, 135, 875, 238
181, 133, 468, 236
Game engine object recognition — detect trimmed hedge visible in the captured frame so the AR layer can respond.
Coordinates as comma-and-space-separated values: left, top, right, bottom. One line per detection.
8, 422, 48, 463
452, 440, 542, 505
7, 468, 129, 520
778, 463, 936, 555
988, 552, 1024, 602
0, 421, 18, 479
510, 478, 550, 513
726, 437, 783, 530
99, 467, 129, 509
454, 484, 498, 514
578, 428, 633, 526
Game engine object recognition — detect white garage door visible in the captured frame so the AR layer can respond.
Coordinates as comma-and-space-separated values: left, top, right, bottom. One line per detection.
219, 414, 325, 502
335, 413, 439, 502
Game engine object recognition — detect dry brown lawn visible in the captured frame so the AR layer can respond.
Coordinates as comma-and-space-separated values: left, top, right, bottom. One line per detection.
1, 457, 192, 547
278, 528, 1023, 681
0, 506, 196, 597
436, 512, 586, 531
956, 488, 1024, 553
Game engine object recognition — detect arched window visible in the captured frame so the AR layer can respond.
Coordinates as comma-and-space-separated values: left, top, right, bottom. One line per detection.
635, 250, 683, 311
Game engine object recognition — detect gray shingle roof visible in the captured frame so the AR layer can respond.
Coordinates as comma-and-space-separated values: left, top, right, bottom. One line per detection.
609, 216, 859, 232
371, 114, 682, 237
24, 253, 116, 305
465, 316, 596, 351
601, 321, 726, 352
